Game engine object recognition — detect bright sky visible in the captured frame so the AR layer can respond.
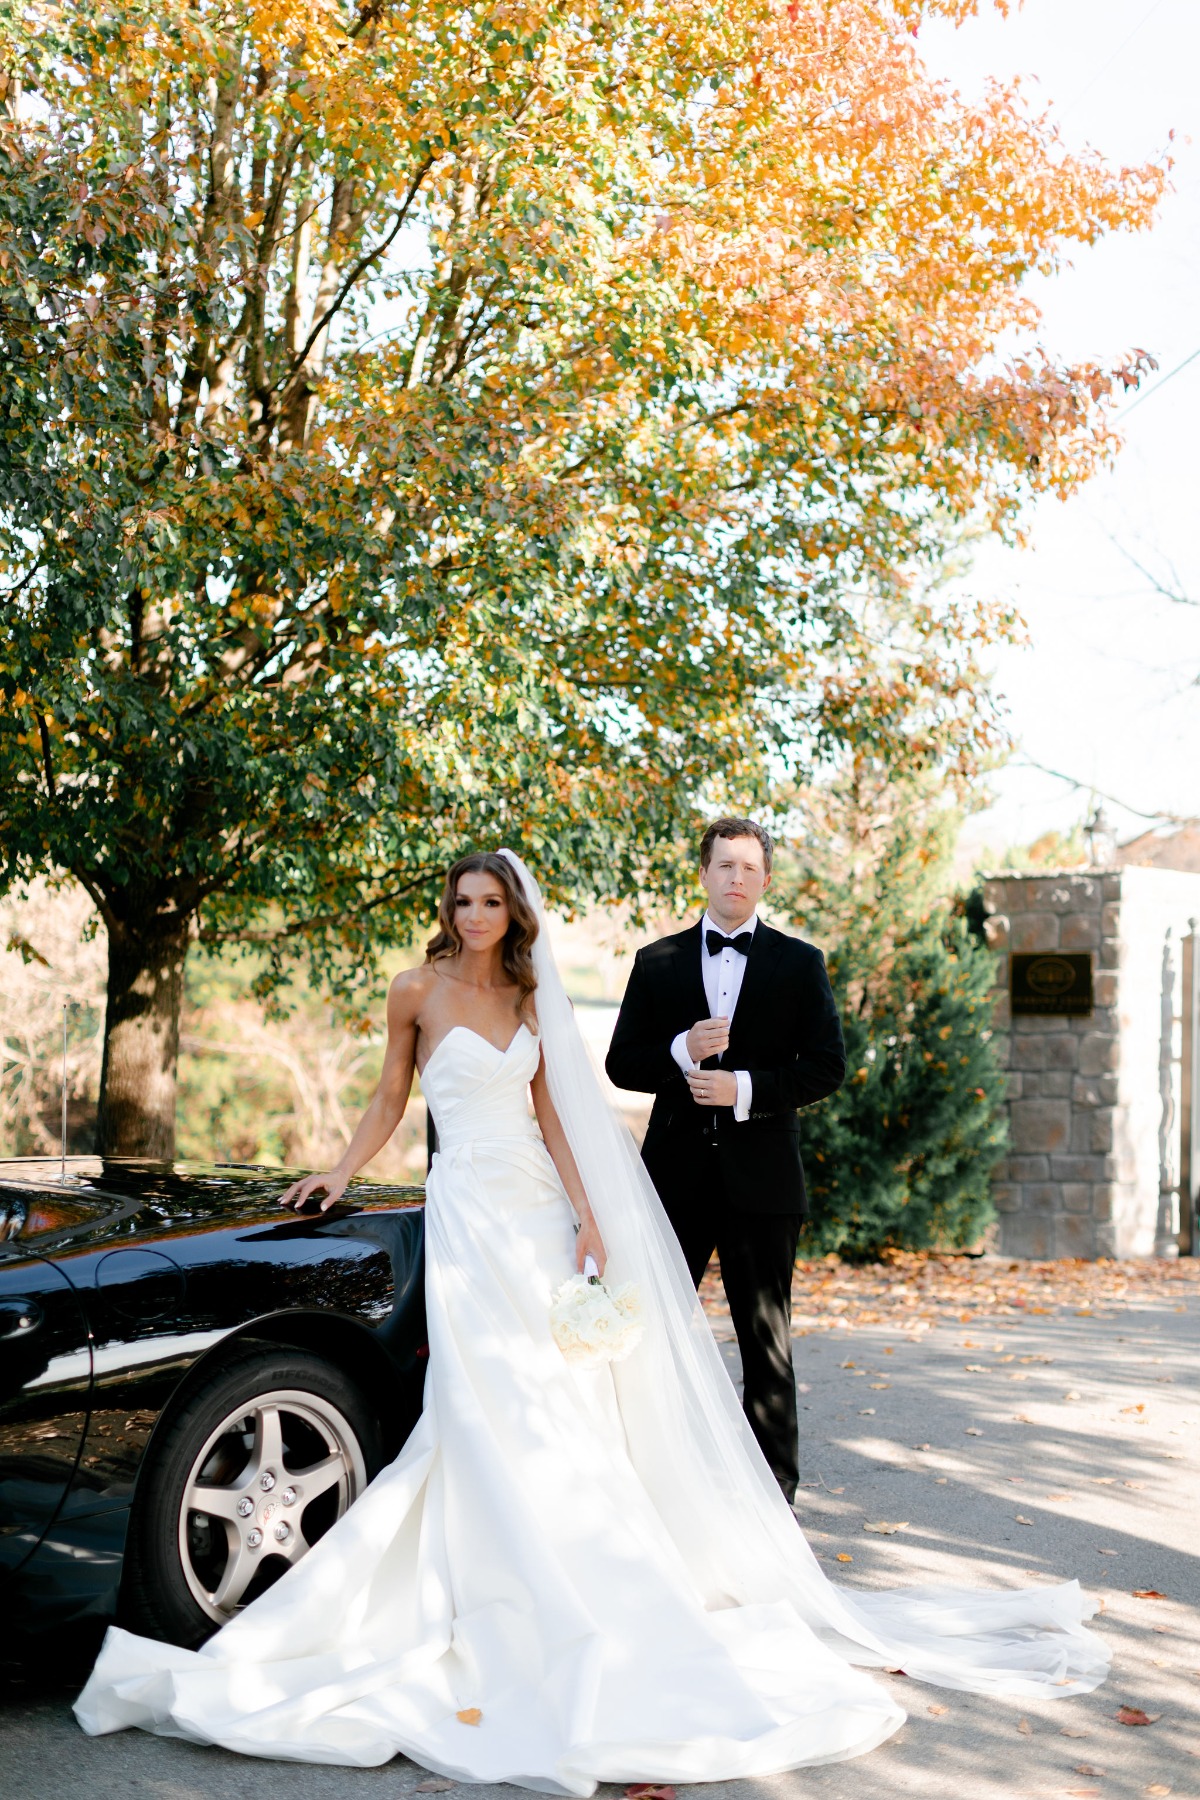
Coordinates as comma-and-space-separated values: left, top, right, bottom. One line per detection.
917, 0, 1200, 858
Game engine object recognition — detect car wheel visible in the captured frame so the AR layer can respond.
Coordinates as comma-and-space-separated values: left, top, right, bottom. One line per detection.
122, 1339, 383, 1647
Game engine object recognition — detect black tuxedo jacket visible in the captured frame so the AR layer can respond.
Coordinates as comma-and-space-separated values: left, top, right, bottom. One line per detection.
605, 919, 845, 1216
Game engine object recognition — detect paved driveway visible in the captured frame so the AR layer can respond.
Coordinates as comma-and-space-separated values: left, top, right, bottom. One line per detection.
3, 1260, 1197, 1800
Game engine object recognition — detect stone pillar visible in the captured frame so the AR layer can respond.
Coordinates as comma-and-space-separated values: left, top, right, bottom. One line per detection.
982, 867, 1200, 1258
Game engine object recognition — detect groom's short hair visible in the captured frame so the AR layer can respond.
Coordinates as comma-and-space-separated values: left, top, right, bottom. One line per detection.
700, 817, 774, 874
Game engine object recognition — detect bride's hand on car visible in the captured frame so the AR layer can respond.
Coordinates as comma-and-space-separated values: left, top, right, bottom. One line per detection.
279, 1170, 349, 1212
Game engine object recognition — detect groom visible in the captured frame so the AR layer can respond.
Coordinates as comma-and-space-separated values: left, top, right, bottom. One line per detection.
605, 818, 845, 1502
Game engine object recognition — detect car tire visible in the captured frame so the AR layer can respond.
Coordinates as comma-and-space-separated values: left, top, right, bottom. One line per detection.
122, 1339, 384, 1648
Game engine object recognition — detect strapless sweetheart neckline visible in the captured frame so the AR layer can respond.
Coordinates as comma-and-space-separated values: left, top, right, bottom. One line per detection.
422, 1020, 532, 1078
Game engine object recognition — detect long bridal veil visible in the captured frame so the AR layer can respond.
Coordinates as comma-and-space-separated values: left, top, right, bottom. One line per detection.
497, 849, 1109, 1697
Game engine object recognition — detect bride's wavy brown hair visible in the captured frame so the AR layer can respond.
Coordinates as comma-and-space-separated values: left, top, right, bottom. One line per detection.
425, 853, 540, 1024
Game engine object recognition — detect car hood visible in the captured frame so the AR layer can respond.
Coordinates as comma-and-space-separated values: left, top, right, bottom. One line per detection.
0, 1158, 424, 1250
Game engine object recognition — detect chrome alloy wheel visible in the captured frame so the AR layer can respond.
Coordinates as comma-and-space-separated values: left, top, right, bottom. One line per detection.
177, 1386, 368, 1623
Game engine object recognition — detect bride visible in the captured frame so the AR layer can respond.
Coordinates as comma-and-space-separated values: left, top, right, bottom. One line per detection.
75, 850, 1109, 1790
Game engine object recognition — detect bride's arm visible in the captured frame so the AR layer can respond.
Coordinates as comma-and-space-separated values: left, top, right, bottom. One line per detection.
531, 1050, 608, 1277
279, 972, 423, 1211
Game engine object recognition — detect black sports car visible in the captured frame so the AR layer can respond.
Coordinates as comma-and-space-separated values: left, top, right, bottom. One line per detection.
0, 1156, 427, 1659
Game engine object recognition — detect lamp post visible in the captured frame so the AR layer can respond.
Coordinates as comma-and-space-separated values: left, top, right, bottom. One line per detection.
1084, 803, 1116, 868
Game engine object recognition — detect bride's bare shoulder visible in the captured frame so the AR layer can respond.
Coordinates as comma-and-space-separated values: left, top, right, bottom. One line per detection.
387, 965, 438, 1027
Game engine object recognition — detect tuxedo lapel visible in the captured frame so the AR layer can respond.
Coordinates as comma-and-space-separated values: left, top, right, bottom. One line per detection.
673, 920, 709, 1029
728, 921, 785, 1061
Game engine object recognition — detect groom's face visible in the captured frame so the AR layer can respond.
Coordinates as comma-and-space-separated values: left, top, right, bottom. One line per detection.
700, 836, 769, 929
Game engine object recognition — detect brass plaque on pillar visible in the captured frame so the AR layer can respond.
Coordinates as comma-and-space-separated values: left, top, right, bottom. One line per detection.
1010, 952, 1094, 1017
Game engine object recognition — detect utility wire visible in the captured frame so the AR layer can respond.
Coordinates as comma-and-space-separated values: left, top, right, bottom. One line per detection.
1121, 347, 1200, 419
1056, 0, 1171, 121
1012, 754, 1199, 828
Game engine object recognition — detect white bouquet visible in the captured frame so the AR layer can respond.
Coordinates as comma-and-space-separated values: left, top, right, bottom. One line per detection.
549, 1256, 645, 1368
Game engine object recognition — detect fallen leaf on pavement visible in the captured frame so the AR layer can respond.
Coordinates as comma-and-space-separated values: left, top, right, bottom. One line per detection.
625, 1787, 676, 1799
414, 1781, 456, 1793
1145, 1787, 1172, 1797
1008, 1372, 1029, 1381
1017, 1717, 1033, 1734
1045, 1493, 1074, 1501
1064, 1391, 1082, 1401
869, 1383, 889, 1389
965, 1427, 983, 1436
1006, 1475, 1026, 1483
858, 1408, 876, 1415
1015, 1515, 1034, 1525
864, 1521, 909, 1535
1093, 1477, 1116, 1485
927, 1704, 948, 1716
1115, 1707, 1161, 1726
1097, 1547, 1120, 1555
1060, 1727, 1090, 1738
1124, 1480, 1146, 1489
913, 1443, 931, 1451
1121, 1404, 1146, 1414
1065, 1789, 1101, 1798
456, 1709, 482, 1726
1133, 1590, 1169, 1600
836, 1553, 852, 1562
964, 1364, 988, 1372
1073, 1765, 1106, 1777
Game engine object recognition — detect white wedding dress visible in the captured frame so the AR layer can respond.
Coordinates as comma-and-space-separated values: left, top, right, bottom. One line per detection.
76, 859, 1110, 1792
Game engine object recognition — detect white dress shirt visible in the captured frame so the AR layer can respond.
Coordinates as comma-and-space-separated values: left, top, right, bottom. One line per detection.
670, 911, 757, 1122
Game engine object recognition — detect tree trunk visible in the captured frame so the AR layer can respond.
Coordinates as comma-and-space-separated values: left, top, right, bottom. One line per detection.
96, 910, 192, 1159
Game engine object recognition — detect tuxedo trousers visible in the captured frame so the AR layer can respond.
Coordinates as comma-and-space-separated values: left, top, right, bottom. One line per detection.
646, 1138, 802, 1502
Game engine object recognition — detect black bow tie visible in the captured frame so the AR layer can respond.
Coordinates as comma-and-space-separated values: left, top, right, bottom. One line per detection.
705, 929, 753, 958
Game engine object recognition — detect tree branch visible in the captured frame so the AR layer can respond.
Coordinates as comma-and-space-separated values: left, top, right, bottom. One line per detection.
199, 868, 440, 947
280, 156, 435, 394
36, 714, 56, 798
68, 866, 121, 939
1109, 536, 1196, 608
0, 560, 43, 603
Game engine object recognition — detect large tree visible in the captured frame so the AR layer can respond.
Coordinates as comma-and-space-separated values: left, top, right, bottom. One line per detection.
0, 0, 1162, 1155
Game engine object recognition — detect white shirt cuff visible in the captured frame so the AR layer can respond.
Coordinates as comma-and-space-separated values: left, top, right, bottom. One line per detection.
734, 1070, 752, 1121
671, 1030, 697, 1075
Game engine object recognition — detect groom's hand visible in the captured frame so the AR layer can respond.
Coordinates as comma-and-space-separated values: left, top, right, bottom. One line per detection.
686, 1017, 730, 1061
686, 1069, 738, 1107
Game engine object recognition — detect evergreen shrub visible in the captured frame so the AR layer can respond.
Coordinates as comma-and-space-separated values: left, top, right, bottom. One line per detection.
798, 905, 1007, 1258
775, 767, 1008, 1259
